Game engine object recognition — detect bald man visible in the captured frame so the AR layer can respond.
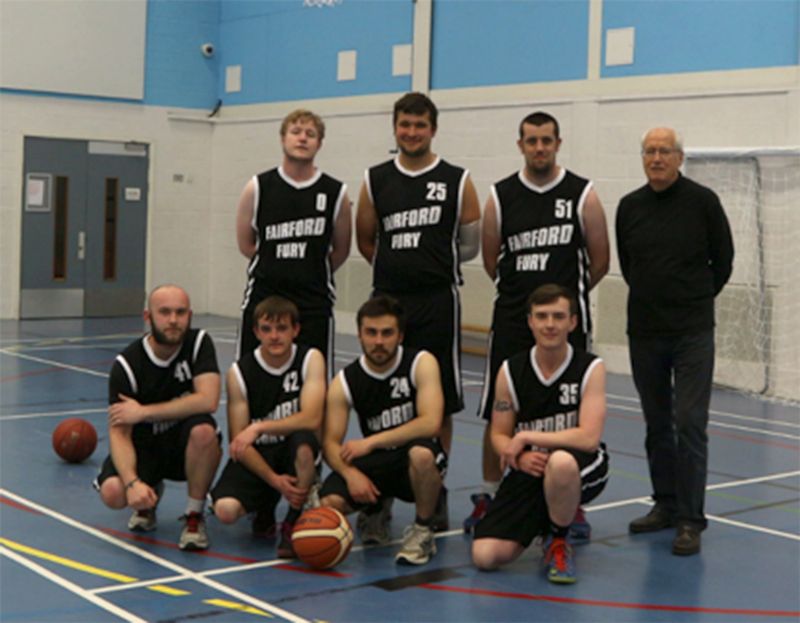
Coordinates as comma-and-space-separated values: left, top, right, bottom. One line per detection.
94, 285, 222, 551
616, 128, 733, 556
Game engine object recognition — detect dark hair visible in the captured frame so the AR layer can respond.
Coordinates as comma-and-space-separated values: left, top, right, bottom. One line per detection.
253, 295, 300, 326
393, 92, 438, 130
356, 295, 406, 333
519, 111, 560, 139
526, 284, 577, 316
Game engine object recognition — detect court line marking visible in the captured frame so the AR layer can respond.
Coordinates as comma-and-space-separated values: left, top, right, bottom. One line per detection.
0, 348, 109, 379
0, 544, 147, 623
0, 407, 108, 422
0, 488, 310, 623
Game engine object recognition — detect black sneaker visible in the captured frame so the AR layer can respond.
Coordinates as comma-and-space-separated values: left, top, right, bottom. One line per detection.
672, 523, 701, 556
252, 508, 276, 538
629, 505, 675, 534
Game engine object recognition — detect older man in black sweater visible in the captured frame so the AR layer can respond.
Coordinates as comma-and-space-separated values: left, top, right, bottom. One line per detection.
616, 127, 733, 556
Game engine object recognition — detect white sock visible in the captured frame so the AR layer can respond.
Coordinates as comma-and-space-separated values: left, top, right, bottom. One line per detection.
481, 480, 500, 497
185, 497, 205, 515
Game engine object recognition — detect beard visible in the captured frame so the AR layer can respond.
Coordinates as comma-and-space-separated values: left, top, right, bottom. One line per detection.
151, 320, 189, 346
363, 343, 398, 368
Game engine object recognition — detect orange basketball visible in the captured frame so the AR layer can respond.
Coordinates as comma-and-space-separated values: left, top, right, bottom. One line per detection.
292, 507, 354, 569
52, 418, 97, 463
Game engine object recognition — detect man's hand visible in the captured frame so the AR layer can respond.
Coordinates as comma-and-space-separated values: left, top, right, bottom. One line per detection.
345, 470, 380, 505
125, 480, 158, 510
516, 450, 549, 477
340, 438, 372, 464
500, 432, 529, 471
270, 474, 308, 508
109, 395, 147, 426
230, 424, 260, 461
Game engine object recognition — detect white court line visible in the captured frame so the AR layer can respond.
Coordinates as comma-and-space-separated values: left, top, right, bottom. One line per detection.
0, 348, 109, 379
0, 544, 147, 623
587, 469, 800, 513
0, 407, 107, 422
705, 513, 800, 541
610, 403, 800, 441
0, 489, 310, 623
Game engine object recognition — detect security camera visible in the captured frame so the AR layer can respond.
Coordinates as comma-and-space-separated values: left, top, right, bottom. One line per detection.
201, 43, 214, 58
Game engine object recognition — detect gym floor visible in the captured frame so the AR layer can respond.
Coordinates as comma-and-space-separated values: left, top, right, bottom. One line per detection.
1, 315, 798, 622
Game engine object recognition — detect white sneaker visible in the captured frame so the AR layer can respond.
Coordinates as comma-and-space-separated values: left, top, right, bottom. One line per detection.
395, 523, 436, 565
179, 511, 209, 551
127, 481, 163, 532
357, 503, 391, 546
303, 482, 321, 511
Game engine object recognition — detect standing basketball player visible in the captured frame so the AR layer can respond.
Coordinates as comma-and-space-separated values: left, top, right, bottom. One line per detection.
95, 285, 222, 551
236, 109, 351, 373
319, 296, 447, 566
466, 112, 609, 536
355, 92, 481, 530
472, 285, 609, 584
211, 296, 326, 559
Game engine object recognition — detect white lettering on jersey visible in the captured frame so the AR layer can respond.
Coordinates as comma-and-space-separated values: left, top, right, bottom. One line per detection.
425, 182, 447, 201
316, 193, 327, 212
390, 377, 411, 399
554, 198, 573, 219
381, 206, 442, 232
391, 232, 421, 249
515, 252, 550, 271
366, 401, 415, 433
516, 410, 578, 435
174, 360, 192, 383
264, 217, 326, 241
559, 382, 579, 405
255, 397, 300, 445
276, 242, 307, 259
506, 224, 574, 252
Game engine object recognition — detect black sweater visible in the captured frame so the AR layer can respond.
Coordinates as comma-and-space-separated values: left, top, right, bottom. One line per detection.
616, 174, 734, 337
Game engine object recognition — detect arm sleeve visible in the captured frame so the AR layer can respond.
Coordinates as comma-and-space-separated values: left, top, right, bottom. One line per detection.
615, 200, 630, 284
707, 193, 734, 295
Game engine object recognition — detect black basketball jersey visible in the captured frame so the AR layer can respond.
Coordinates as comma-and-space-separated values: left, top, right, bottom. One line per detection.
339, 346, 425, 438
502, 345, 601, 442
248, 167, 346, 311
108, 329, 219, 436
231, 344, 314, 446
493, 168, 593, 333
367, 157, 467, 292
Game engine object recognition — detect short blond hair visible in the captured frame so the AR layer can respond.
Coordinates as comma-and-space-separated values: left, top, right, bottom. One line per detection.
280, 109, 325, 140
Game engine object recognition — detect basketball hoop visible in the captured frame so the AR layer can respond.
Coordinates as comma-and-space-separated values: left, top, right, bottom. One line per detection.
303, 0, 342, 7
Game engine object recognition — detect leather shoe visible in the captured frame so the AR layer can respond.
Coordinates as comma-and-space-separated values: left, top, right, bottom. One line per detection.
629, 505, 675, 534
672, 523, 701, 556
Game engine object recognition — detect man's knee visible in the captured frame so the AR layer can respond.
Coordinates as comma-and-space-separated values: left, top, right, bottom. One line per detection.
188, 423, 219, 451
320, 494, 349, 514
213, 498, 244, 524
408, 445, 437, 472
99, 477, 127, 509
471, 540, 501, 571
544, 450, 579, 483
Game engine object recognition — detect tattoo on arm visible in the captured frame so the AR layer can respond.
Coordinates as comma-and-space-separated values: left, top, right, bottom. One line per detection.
494, 400, 512, 412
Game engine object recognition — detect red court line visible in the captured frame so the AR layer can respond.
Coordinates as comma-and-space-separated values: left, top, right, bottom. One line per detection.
0, 495, 43, 515
98, 526, 259, 564
419, 584, 800, 617
1, 366, 67, 383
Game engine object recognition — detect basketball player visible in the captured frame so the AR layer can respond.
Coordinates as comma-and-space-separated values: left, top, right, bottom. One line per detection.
319, 296, 446, 566
355, 92, 480, 531
236, 109, 351, 372
95, 285, 222, 551
472, 285, 609, 584
467, 111, 609, 537
211, 296, 326, 559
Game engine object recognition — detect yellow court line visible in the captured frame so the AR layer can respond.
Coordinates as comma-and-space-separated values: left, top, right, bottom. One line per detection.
204, 599, 273, 617
0, 537, 191, 596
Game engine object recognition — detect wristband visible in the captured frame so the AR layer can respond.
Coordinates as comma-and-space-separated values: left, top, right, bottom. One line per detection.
125, 477, 141, 490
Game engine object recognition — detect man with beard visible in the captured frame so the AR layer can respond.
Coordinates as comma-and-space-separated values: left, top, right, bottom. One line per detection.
466, 112, 609, 538
95, 285, 222, 551
235, 109, 351, 372
355, 92, 480, 533
319, 296, 446, 566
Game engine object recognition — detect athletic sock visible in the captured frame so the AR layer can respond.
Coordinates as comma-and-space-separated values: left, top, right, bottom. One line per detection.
415, 515, 433, 527
185, 497, 205, 516
550, 522, 569, 539
481, 480, 500, 497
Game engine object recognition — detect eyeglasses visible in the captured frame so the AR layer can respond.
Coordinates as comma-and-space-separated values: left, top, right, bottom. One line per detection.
642, 147, 680, 158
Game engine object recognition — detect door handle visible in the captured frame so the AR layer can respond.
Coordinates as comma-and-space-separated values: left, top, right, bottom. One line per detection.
78, 231, 86, 260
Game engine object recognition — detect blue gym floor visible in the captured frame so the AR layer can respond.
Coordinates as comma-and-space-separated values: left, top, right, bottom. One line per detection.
1, 315, 798, 622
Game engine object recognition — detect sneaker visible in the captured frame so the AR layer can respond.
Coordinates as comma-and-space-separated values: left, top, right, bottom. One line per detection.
179, 511, 209, 551
303, 482, 321, 511
463, 493, 491, 534
543, 536, 576, 584
568, 506, 591, 542
672, 523, 701, 556
277, 521, 296, 559
357, 505, 391, 546
432, 487, 449, 532
127, 481, 164, 532
252, 508, 276, 538
629, 505, 676, 534
395, 523, 436, 565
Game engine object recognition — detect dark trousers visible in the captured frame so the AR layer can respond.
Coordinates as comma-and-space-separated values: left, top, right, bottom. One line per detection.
629, 330, 714, 528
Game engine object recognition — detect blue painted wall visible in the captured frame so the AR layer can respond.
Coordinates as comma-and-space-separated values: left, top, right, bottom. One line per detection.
217, 0, 412, 104
144, 0, 221, 108
602, 0, 800, 78
431, 0, 591, 89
